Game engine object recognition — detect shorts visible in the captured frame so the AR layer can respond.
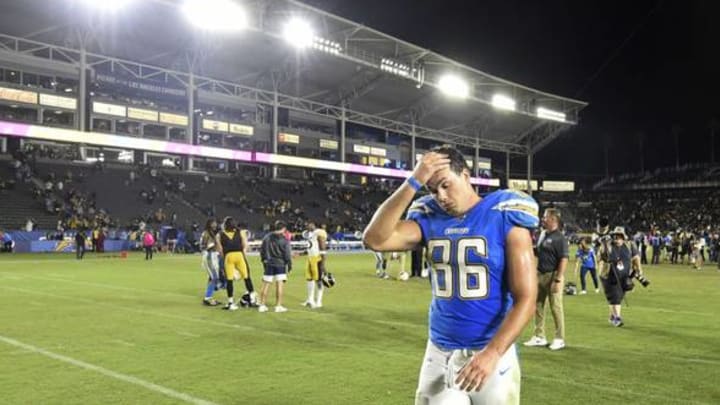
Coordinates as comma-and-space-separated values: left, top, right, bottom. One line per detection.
601, 270, 628, 305
263, 264, 288, 283
224, 251, 249, 281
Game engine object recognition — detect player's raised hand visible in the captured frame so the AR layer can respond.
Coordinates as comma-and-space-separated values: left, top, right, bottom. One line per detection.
412, 152, 451, 185
455, 347, 502, 392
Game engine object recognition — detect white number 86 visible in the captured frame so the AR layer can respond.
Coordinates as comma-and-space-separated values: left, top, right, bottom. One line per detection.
427, 238, 489, 300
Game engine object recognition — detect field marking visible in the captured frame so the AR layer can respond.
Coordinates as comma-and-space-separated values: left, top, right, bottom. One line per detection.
4, 282, 719, 372
1, 286, 716, 403
0, 286, 415, 359
0, 334, 219, 405
176, 331, 200, 338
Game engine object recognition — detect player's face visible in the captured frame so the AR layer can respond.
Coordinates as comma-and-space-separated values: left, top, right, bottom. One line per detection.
307, 223, 316, 231
426, 167, 470, 215
211, 221, 217, 231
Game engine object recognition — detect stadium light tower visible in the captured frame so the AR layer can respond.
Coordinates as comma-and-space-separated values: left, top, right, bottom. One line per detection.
438, 74, 469, 99
182, 0, 248, 31
491, 94, 516, 111
283, 18, 315, 48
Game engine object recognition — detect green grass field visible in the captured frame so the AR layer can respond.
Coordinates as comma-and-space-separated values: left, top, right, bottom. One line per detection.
0, 252, 718, 404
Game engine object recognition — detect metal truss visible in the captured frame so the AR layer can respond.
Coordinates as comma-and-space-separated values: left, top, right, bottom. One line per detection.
0, 31, 530, 154
522, 121, 572, 154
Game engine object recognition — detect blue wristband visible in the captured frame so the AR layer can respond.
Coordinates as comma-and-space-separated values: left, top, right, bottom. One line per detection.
406, 176, 423, 192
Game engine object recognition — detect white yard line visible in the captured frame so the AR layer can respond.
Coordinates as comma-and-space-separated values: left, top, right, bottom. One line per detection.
0, 334, 219, 405
0, 285, 412, 359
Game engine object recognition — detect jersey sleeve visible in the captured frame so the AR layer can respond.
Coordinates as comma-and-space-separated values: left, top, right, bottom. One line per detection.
406, 196, 433, 244
491, 190, 540, 236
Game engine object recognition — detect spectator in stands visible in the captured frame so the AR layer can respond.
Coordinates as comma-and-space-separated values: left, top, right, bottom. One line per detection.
25, 218, 34, 232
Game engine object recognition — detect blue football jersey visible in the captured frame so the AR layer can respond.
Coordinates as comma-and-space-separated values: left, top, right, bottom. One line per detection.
407, 189, 539, 350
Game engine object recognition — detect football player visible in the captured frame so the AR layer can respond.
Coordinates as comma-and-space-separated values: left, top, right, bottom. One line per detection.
302, 222, 328, 308
200, 218, 220, 306
216, 217, 257, 311
363, 145, 538, 405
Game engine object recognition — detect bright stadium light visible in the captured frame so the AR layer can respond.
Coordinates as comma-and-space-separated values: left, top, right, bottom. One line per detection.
283, 18, 315, 48
381, 58, 411, 77
312, 37, 342, 55
537, 107, 566, 122
491, 94, 516, 111
438, 74, 469, 99
79, 0, 133, 11
183, 0, 248, 31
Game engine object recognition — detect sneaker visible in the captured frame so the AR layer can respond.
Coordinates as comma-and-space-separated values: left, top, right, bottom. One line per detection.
548, 339, 566, 351
223, 303, 239, 311
258, 304, 269, 313
274, 305, 288, 313
301, 300, 316, 308
609, 315, 616, 325
523, 336, 548, 347
315, 302, 323, 308
202, 298, 220, 306
613, 317, 624, 327
595, 288, 600, 293
579, 290, 587, 295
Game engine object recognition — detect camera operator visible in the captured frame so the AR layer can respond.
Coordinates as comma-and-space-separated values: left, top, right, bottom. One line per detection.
598, 226, 648, 327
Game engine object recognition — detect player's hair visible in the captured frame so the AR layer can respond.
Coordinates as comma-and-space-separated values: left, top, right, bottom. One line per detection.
583, 236, 592, 244
223, 216, 236, 231
274, 220, 287, 231
204, 218, 216, 233
545, 208, 562, 221
429, 144, 470, 175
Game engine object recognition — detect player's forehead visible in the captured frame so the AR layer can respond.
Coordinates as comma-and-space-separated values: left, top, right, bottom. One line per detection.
427, 167, 458, 189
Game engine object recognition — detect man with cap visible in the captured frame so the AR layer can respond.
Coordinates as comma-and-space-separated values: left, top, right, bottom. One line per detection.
597, 226, 642, 327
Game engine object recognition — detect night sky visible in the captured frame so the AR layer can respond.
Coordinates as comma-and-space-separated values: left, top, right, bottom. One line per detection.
306, 0, 720, 180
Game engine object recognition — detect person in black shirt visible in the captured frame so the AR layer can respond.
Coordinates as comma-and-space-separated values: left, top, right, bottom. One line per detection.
75, 229, 86, 260
598, 226, 642, 327
524, 208, 569, 351
258, 221, 293, 313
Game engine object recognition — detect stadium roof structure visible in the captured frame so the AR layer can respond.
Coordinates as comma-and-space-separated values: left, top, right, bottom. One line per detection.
0, 0, 587, 157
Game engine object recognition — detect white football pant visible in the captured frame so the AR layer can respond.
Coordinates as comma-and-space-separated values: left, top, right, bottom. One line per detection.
415, 340, 520, 405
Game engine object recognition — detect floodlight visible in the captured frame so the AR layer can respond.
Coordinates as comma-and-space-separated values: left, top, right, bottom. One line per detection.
536, 107, 566, 122
312, 37, 341, 54
79, 0, 133, 11
438, 74, 469, 99
491, 94, 516, 111
381, 58, 410, 77
283, 18, 315, 48
183, 0, 248, 31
